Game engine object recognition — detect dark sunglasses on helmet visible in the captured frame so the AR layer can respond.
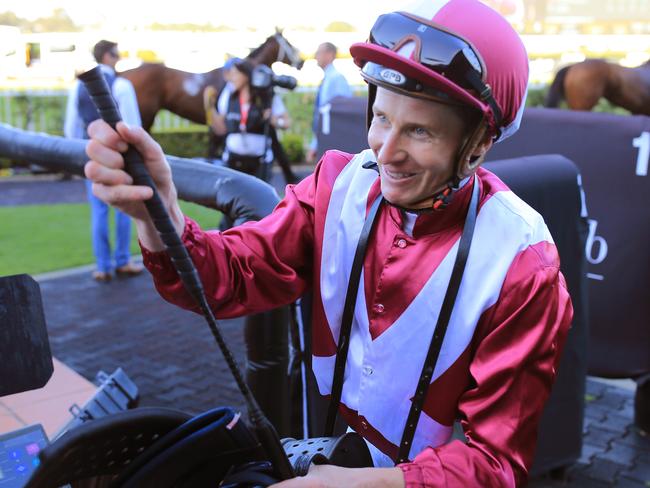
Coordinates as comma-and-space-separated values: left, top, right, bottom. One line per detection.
369, 11, 485, 90
366, 11, 503, 129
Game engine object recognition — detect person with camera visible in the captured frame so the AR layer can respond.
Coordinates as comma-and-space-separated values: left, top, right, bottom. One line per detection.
203, 57, 242, 164
208, 59, 291, 182
84, 0, 572, 486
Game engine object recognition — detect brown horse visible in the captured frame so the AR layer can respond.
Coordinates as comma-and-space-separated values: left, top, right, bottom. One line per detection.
120, 31, 304, 130
545, 58, 650, 115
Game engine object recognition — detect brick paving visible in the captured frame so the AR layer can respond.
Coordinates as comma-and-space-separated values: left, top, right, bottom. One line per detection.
528, 379, 649, 487
38, 270, 250, 416
2, 175, 649, 487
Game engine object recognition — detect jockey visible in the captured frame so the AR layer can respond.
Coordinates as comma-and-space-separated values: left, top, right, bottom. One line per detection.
83, 0, 572, 486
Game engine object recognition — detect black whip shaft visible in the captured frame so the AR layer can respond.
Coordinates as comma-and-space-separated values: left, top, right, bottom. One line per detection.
78, 66, 294, 480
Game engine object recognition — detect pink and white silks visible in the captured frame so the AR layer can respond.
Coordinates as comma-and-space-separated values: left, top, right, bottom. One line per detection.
143, 149, 573, 487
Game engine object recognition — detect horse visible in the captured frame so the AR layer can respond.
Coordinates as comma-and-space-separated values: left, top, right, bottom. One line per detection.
545, 58, 650, 115
120, 31, 304, 130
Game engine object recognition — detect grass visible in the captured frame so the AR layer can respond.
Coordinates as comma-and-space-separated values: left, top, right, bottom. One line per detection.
0, 201, 221, 276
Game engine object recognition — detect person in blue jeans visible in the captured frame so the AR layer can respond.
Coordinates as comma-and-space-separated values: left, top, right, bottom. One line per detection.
64, 40, 143, 281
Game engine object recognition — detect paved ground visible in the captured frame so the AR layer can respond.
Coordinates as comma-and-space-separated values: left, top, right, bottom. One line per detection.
2, 175, 649, 486
38, 269, 250, 417
0, 174, 87, 206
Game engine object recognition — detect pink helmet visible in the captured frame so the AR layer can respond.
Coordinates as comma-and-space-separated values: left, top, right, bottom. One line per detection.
350, 0, 529, 142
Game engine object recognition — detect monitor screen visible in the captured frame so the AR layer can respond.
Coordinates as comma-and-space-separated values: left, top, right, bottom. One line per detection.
0, 425, 48, 488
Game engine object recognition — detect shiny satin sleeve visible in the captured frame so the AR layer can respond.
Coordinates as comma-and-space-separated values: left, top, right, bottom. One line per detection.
140, 174, 318, 318
399, 242, 573, 487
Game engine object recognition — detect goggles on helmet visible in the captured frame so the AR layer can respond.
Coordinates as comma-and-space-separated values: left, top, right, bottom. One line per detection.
363, 11, 503, 130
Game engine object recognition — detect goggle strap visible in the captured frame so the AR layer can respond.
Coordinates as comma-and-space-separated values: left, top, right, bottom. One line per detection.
465, 69, 503, 133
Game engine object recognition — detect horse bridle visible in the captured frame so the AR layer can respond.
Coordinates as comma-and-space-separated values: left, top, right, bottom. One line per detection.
274, 33, 302, 68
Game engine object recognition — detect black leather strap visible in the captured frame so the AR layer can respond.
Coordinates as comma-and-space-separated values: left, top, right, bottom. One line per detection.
396, 175, 480, 463
325, 192, 384, 436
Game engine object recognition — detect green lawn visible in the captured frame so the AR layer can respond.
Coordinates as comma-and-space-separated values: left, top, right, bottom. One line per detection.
0, 201, 221, 276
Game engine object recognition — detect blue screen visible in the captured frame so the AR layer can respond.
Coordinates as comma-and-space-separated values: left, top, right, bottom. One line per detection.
0, 425, 48, 488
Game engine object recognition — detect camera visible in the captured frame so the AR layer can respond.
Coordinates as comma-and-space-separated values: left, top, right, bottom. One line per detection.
251, 65, 298, 92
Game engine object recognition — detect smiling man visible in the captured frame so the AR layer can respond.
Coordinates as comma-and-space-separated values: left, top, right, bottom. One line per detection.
84, 0, 573, 486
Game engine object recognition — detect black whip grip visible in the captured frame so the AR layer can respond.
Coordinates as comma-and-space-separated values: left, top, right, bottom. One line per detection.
78, 66, 294, 481
78, 67, 203, 301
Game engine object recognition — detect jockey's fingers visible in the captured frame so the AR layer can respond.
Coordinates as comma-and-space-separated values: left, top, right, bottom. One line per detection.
91, 181, 153, 207
87, 119, 128, 153
86, 139, 125, 170
114, 123, 171, 177
85, 160, 133, 187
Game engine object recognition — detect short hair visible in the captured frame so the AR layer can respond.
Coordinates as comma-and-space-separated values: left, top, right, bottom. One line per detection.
93, 40, 118, 63
320, 42, 337, 57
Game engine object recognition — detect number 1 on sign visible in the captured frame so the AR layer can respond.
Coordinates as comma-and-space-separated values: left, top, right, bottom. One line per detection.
632, 132, 650, 176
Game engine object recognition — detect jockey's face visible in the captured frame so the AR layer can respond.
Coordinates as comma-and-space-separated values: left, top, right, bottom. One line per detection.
368, 87, 473, 209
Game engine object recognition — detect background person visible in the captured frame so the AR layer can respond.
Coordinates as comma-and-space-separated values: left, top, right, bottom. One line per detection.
208, 59, 291, 181
83, 0, 572, 485
306, 42, 352, 163
204, 56, 242, 163
64, 39, 143, 282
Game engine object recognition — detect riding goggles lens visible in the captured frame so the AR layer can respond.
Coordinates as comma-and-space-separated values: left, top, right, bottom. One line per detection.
369, 12, 484, 91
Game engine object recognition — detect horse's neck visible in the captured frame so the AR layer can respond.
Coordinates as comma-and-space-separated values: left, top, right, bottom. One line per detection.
249, 39, 278, 66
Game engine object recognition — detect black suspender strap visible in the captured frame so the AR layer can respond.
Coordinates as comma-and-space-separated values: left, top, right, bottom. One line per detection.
324, 193, 384, 436
395, 175, 480, 464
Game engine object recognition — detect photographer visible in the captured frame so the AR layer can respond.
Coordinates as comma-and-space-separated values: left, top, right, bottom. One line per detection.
209, 59, 291, 182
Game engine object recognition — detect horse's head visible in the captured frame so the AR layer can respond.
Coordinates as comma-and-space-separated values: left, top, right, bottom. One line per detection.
272, 28, 304, 69
249, 30, 304, 70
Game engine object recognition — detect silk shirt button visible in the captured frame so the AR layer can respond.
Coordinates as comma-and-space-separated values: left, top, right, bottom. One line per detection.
373, 304, 385, 314
396, 238, 407, 249
363, 366, 373, 376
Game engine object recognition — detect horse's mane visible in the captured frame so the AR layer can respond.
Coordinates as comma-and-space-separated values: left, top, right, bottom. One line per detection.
247, 35, 274, 58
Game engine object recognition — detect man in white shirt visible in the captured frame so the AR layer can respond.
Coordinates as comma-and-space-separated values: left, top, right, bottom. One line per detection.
64, 40, 143, 282
306, 42, 353, 163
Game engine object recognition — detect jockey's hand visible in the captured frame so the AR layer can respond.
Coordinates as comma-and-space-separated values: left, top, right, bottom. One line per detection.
269, 464, 405, 488
84, 120, 185, 251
